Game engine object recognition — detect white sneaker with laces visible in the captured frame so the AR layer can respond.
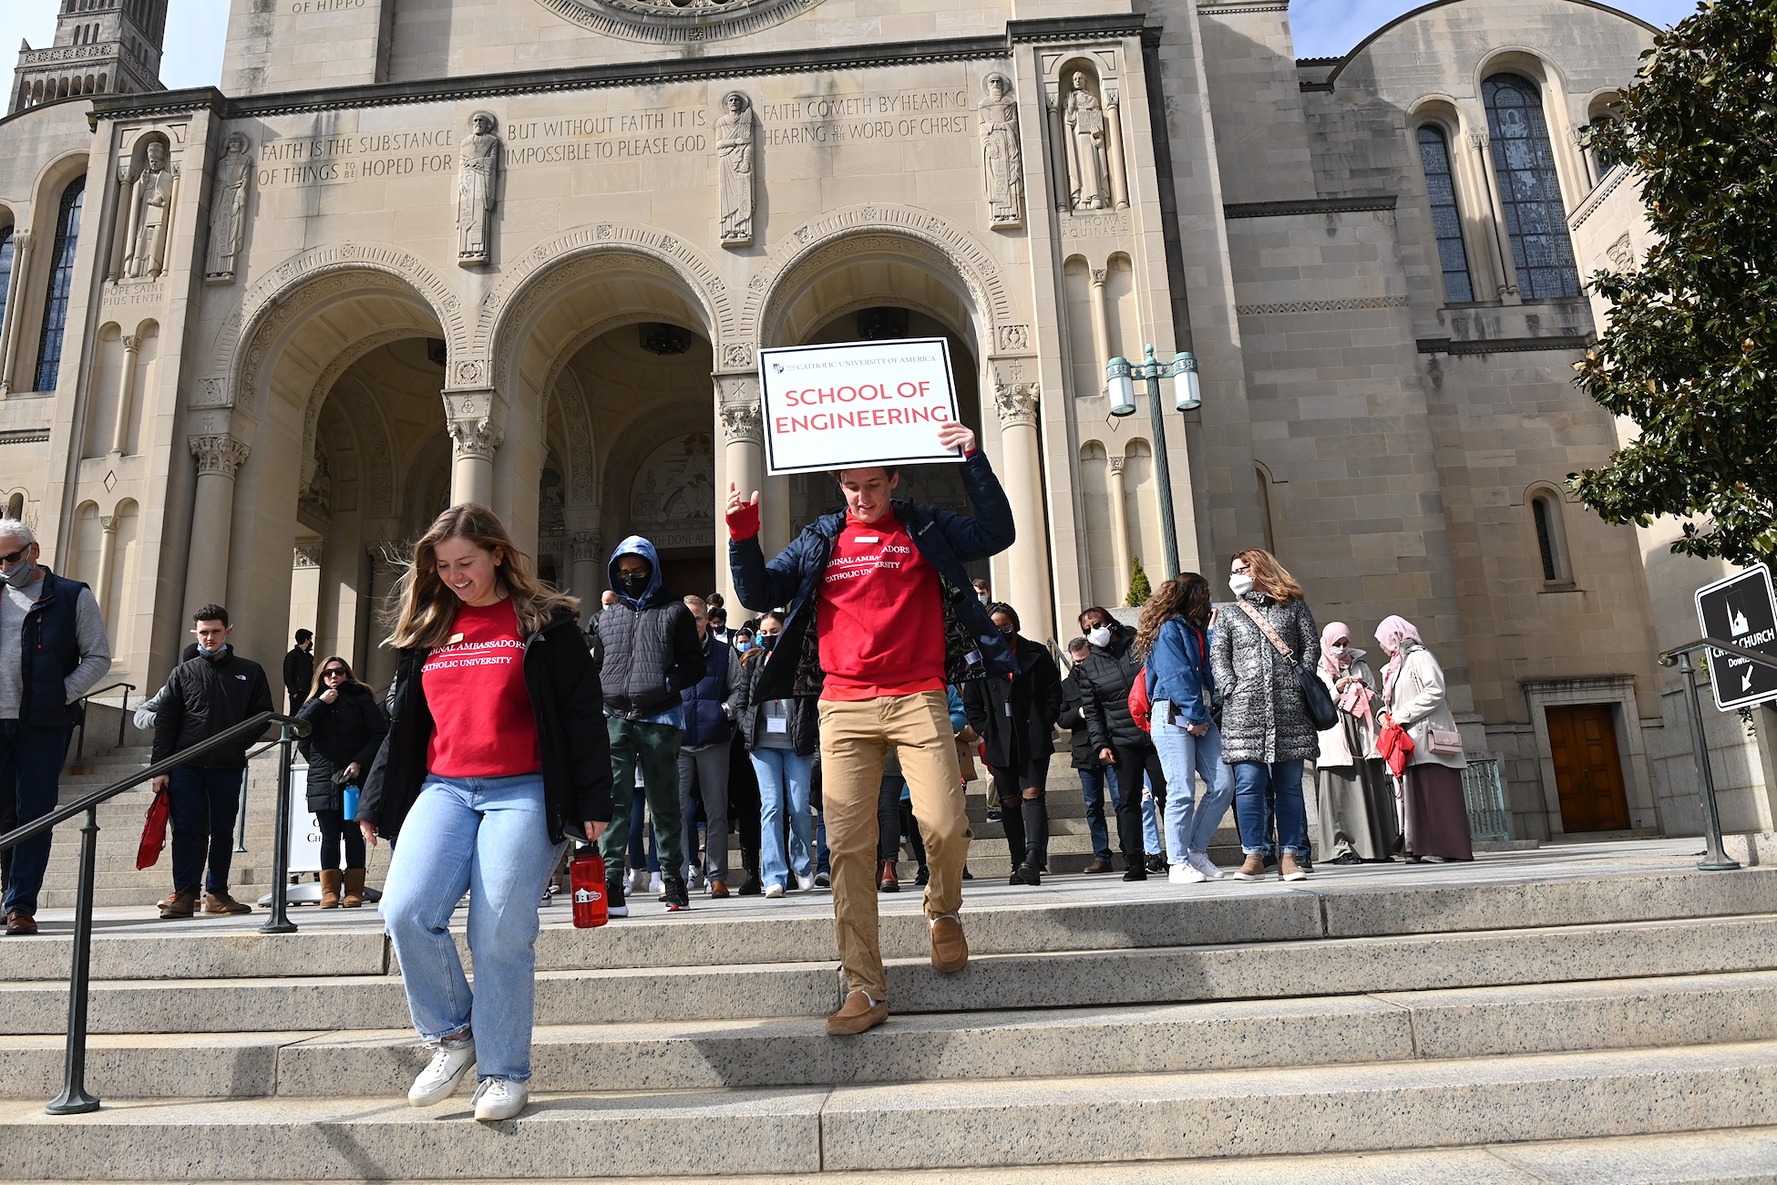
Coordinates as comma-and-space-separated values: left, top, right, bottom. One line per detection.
1188, 851, 1224, 880
408, 1037, 475, 1107
628, 868, 648, 894
1169, 863, 1207, 884
472, 1077, 529, 1122
763, 883, 785, 899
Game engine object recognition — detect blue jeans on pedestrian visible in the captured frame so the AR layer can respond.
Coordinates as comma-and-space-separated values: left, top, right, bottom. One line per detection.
1077, 764, 1117, 863
1141, 776, 1162, 855
0, 721, 73, 916
751, 747, 813, 889
381, 772, 564, 1084
1150, 703, 1236, 863
1232, 759, 1308, 858
168, 764, 246, 896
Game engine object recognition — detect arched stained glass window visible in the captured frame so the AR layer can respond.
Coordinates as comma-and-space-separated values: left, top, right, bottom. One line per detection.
1417, 126, 1474, 304
1483, 74, 1581, 299
33, 176, 85, 392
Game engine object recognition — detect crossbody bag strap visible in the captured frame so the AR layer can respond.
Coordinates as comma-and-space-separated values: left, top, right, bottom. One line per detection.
1235, 598, 1295, 661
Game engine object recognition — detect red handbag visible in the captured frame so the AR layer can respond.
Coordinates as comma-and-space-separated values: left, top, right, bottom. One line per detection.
136, 784, 171, 870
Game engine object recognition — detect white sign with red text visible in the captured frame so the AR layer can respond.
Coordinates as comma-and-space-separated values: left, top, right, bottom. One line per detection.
758, 338, 963, 475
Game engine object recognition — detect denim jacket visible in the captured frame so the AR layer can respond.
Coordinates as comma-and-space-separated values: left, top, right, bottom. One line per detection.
1147, 618, 1216, 728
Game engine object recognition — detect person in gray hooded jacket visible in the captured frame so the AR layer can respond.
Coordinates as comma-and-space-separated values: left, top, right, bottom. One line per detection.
1210, 548, 1320, 883
590, 536, 706, 913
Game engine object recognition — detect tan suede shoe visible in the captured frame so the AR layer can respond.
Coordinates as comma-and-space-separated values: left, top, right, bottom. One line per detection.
825, 989, 888, 1035
929, 913, 968, 972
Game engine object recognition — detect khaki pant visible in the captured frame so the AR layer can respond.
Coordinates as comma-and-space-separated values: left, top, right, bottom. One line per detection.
818, 690, 972, 1001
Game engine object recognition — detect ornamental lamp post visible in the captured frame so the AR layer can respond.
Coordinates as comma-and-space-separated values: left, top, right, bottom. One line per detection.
1103, 344, 1201, 580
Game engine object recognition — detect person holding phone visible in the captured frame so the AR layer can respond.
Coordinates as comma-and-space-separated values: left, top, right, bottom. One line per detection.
296, 656, 387, 907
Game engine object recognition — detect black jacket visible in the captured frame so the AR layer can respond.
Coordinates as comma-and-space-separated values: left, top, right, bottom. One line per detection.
1076, 625, 1152, 755
964, 634, 1062, 770
733, 645, 820, 756
151, 646, 275, 770
1058, 668, 1103, 771
283, 646, 313, 700
361, 607, 613, 844
296, 683, 389, 812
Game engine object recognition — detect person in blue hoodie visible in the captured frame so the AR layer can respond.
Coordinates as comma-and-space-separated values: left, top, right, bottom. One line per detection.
590, 536, 706, 913
1133, 573, 1234, 885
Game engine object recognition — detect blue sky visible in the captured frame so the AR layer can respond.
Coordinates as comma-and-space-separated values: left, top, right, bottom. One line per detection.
2, 0, 1701, 91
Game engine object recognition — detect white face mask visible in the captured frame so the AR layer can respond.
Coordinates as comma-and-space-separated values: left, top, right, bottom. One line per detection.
1087, 625, 1111, 648
1328, 644, 1348, 658
1229, 573, 1254, 597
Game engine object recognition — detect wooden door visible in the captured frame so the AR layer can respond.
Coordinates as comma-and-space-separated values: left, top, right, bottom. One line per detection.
1547, 704, 1630, 832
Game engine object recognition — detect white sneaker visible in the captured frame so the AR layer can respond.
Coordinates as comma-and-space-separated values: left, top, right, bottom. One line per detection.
627, 868, 648, 894
408, 1038, 475, 1106
472, 1077, 529, 1122
688, 869, 705, 891
763, 883, 785, 899
1188, 851, 1224, 880
1169, 863, 1207, 884
649, 872, 664, 896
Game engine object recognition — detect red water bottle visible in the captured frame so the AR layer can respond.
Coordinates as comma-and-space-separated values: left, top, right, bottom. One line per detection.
569, 850, 607, 928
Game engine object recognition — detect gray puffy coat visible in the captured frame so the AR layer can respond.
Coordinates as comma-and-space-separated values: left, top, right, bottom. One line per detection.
1210, 593, 1322, 764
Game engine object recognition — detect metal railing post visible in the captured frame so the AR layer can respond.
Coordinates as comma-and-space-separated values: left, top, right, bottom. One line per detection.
259, 724, 298, 934
1677, 649, 1743, 871
116, 687, 130, 749
45, 806, 101, 1115
235, 776, 250, 853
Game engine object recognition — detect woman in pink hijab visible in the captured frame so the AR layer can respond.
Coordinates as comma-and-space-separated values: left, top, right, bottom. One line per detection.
1314, 621, 1398, 863
1375, 615, 1473, 862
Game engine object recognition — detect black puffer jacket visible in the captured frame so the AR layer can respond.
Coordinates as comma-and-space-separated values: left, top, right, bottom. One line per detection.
1075, 625, 1150, 755
296, 683, 388, 812
150, 647, 275, 770
964, 635, 1062, 769
592, 536, 705, 719
1058, 668, 1103, 771
733, 645, 820, 756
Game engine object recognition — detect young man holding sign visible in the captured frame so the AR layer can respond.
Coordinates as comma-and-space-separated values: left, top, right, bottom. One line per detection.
727, 421, 1015, 1034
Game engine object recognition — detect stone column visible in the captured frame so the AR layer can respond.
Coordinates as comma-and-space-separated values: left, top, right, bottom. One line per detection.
0, 230, 30, 394
1088, 268, 1112, 378
109, 334, 140, 455
1047, 94, 1071, 214
442, 388, 507, 507
718, 379, 765, 606
1469, 132, 1518, 301
994, 381, 1053, 641
1104, 88, 1130, 210
94, 514, 119, 621
185, 434, 250, 610
570, 530, 604, 606
1106, 454, 1132, 599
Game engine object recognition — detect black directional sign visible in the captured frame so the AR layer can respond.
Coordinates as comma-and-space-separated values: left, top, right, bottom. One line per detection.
1694, 564, 1777, 711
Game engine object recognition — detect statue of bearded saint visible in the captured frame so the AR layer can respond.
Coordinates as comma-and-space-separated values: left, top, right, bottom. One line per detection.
1065, 73, 1110, 212
128, 141, 177, 279
978, 74, 1022, 227
457, 111, 500, 265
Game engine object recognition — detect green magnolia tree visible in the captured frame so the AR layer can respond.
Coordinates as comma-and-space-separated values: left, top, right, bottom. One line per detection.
1125, 556, 1152, 607
1572, 0, 1777, 565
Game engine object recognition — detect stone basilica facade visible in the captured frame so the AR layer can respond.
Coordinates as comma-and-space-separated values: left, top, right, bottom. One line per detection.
1, 0, 1772, 842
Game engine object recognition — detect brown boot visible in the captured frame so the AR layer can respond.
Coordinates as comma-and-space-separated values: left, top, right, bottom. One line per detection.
341, 868, 367, 908
878, 858, 900, 892
1231, 855, 1267, 881
319, 870, 343, 909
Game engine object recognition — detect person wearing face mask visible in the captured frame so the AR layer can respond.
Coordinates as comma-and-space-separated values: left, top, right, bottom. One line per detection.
150, 604, 274, 918
0, 520, 111, 937
589, 537, 707, 915
1315, 622, 1398, 864
1074, 605, 1168, 880
1375, 615, 1473, 863
1058, 637, 1117, 873
963, 602, 1063, 885
1210, 548, 1322, 882
732, 611, 820, 898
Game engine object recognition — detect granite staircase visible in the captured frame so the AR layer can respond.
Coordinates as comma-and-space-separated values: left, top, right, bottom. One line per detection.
1, 836, 1775, 1181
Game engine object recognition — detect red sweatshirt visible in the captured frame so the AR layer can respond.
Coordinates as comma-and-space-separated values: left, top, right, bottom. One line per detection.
420, 599, 540, 777
817, 509, 946, 701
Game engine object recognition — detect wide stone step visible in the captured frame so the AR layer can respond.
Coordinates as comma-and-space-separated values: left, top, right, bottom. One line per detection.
5, 1040, 1775, 1178
4, 970, 1773, 1101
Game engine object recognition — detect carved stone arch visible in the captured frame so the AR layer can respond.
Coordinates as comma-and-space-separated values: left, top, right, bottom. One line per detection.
478, 222, 735, 392
299, 326, 414, 486
204, 243, 465, 415
746, 206, 1017, 354
546, 368, 597, 506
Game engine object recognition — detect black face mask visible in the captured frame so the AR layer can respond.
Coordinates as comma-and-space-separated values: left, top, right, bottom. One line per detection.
758, 633, 778, 651
617, 571, 649, 597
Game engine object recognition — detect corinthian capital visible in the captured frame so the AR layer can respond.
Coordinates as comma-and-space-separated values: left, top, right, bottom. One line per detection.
190, 433, 249, 478
442, 388, 507, 461
718, 400, 763, 444
570, 530, 604, 562
994, 382, 1040, 427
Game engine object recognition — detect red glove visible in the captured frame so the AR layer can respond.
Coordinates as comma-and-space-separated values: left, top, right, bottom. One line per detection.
726, 499, 760, 541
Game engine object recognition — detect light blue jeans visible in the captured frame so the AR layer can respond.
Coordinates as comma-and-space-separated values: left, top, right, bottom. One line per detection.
1150, 701, 1236, 863
381, 772, 565, 1084
751, 747, 814, 889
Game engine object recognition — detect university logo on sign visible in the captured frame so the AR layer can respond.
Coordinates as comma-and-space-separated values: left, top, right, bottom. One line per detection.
1694, 564, 1777, 711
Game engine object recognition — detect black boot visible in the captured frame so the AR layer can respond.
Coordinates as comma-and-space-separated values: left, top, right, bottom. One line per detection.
737, 847, 763, 896
1021, 796, 1049, 873
998, 795, 1027, 876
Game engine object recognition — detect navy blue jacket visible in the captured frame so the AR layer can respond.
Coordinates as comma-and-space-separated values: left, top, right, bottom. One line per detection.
729, 449, 1017, 702
18, 569, 89, 728
680, 633, 743, 748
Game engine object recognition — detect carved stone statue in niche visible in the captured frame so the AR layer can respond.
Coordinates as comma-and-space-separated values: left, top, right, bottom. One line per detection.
978, 73, 1022, 228
1064, 72, 1111, 212
715, 92, 755, 246
125, 140, 178, 280
538, 467, 566, 533
205, 132, 252, 283
457, 111, 500, 266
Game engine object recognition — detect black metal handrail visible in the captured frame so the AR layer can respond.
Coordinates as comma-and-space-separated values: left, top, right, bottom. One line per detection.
0, 710, 310, 1116
72, 681, 136, 761
1658, 637, 1777, 873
